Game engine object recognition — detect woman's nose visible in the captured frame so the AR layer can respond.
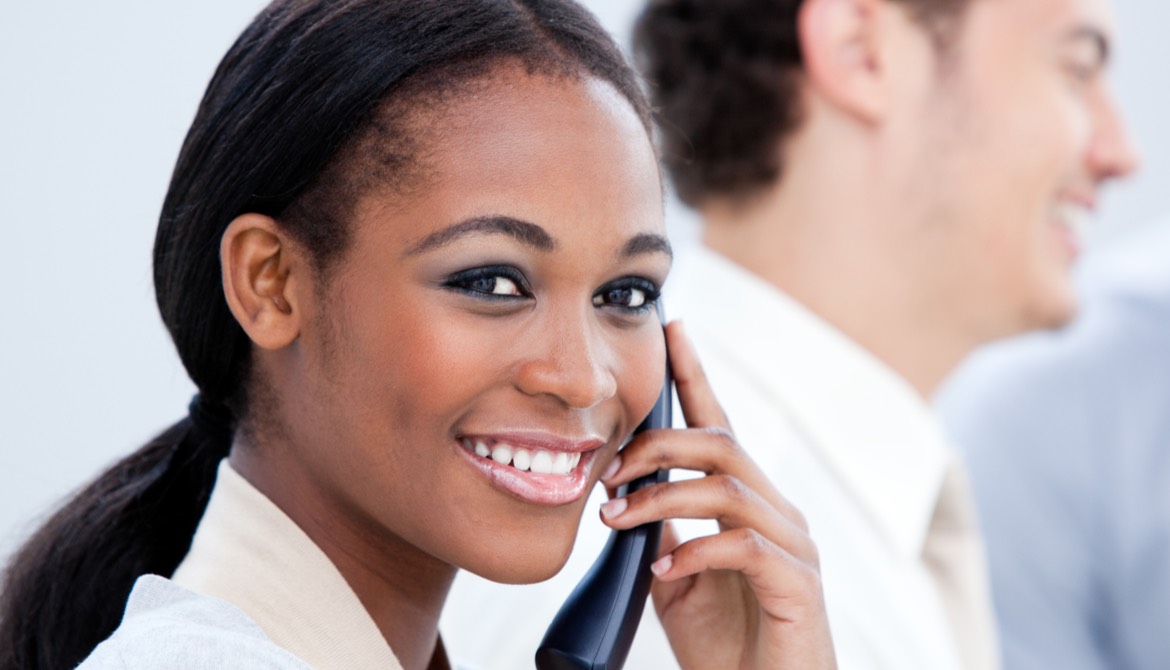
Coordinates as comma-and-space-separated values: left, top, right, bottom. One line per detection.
513, 315, 618, 410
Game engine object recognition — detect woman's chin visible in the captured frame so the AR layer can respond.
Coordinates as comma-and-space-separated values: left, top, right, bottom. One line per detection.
461, 539, 575, 585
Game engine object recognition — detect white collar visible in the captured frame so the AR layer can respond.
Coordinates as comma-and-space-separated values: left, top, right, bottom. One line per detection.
668, 245, 950, 558
173, 461, 405, 670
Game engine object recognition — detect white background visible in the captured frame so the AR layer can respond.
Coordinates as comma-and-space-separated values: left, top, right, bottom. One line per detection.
1, 1, 1167, 560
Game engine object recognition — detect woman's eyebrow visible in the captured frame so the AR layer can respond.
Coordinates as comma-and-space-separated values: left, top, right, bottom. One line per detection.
406, 215, 556, 256
621, 232, 673, 260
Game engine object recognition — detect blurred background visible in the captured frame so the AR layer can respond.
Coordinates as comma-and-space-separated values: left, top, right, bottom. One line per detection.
1, 0, 1167, 561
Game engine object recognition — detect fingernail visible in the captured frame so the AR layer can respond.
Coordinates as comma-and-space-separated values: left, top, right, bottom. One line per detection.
651, 554, 672, 577
600, 497, 627, 520
601, 454, 622, 481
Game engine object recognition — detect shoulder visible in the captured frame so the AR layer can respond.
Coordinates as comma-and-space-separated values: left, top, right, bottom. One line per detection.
941, 220, 1170, 428
79, 575, 313, 670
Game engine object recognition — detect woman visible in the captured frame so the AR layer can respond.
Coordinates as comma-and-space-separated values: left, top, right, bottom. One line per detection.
0, 1, 834, 668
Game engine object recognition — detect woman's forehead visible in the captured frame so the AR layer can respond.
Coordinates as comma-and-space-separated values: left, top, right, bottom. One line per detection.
353, 67, 665, 254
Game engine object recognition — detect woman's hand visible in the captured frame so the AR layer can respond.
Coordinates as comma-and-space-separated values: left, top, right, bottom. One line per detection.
599, 321, 836, 670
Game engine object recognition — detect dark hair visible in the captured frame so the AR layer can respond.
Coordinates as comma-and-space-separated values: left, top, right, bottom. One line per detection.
0, 2, 649, 668
633, 0, 971, 208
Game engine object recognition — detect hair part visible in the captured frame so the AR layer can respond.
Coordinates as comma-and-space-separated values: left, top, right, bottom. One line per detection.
633, 0, 974, 209
0, 2, 650, 669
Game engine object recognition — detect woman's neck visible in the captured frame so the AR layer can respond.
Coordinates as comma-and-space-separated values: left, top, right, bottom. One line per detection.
230, 448, 458, 670
316, 521, 456, 670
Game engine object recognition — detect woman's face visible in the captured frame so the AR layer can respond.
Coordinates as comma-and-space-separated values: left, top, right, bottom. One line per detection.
267, 67, 668, 583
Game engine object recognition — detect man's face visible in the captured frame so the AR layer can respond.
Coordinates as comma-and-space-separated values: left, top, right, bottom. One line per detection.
911, 0, 1136, 339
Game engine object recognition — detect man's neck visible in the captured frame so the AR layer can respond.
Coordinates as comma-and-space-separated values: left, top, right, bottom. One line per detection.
701, 187, 975, 400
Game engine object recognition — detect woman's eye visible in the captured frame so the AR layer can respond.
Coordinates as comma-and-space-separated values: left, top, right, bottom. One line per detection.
593, 279, 658, 312
444, 267, 530, 300
469, 275, 521, 296
594, 287, 646, 308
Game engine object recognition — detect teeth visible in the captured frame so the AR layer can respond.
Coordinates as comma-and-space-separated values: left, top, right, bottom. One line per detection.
466, 438, 582, 476
1057, 203, 1093, 243
491, 444, 512, 465
552, 452, 570, 475
512, 448, 532, 471
531, 450, 553, 474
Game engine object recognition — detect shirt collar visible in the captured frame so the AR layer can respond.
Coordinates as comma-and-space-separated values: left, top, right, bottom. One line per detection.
173, 460, 405, 670
667, 245, 950, 558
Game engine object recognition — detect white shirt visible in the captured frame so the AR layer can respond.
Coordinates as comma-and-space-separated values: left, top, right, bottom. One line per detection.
79, 576, 317, 669
82, 461, 407, 670
442, 245, 974, 670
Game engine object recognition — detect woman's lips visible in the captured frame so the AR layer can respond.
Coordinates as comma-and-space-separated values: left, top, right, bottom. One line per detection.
455, 433, 605, 506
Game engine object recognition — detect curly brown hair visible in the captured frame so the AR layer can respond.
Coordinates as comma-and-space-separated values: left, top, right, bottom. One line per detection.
633, 0, 970, 208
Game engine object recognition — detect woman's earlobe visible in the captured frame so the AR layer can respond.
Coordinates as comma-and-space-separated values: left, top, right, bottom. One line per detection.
220, 213, 303, 350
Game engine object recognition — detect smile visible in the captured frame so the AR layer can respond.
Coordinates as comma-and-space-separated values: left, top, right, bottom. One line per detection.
1052, 200, 1093, 258
463, 438, 583, 475
456, 433, 605, 506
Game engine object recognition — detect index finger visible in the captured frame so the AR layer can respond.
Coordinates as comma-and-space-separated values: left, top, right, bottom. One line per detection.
666, 320, 731, 431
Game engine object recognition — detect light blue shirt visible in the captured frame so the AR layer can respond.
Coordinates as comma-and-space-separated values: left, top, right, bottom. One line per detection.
937, 219, 1170, 670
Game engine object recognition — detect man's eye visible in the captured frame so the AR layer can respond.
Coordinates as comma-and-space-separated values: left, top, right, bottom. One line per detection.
1061, 47, 1104, 87
1067, 61, 1098, 83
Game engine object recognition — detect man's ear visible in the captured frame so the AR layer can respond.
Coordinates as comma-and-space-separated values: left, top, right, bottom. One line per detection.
220, 213, 303, 350
798, 0, 891, 123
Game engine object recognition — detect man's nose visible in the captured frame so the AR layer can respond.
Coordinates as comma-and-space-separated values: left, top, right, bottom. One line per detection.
513, 312, 618, 410
1089, 89, 1141, 181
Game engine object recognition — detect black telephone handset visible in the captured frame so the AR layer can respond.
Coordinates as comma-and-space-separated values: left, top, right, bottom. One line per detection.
535, 316, 672, 670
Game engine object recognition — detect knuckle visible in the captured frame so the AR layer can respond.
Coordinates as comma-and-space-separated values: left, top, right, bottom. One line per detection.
711, 473, 748, 502
711, 426, 738, 447
796, 561, 823, 595
655, 447, 676, 471
672, 538, 706, 570
804, 542, 822, 569
640, 480, 675, 511
789, 507, 810, 533
737, 527, 769, 557
702, 427, 740, 456
640, 480, 666, 503
680, 537, 706, 562
644, 430, 676, 469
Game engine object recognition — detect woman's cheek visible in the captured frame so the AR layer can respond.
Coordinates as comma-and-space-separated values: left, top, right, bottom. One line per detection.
379, 315, 492, 422
617, 325, 668, 427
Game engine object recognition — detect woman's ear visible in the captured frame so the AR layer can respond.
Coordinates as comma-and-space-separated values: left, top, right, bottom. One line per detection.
798, 0, 890, 123
220, 213, 303, 350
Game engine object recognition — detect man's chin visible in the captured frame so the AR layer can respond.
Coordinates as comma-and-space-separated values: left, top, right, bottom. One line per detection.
1025, 286, 1080, 333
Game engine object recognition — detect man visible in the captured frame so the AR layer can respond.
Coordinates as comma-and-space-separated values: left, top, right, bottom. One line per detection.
441, 0, 1136, 667
938, 216, 1170, 670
